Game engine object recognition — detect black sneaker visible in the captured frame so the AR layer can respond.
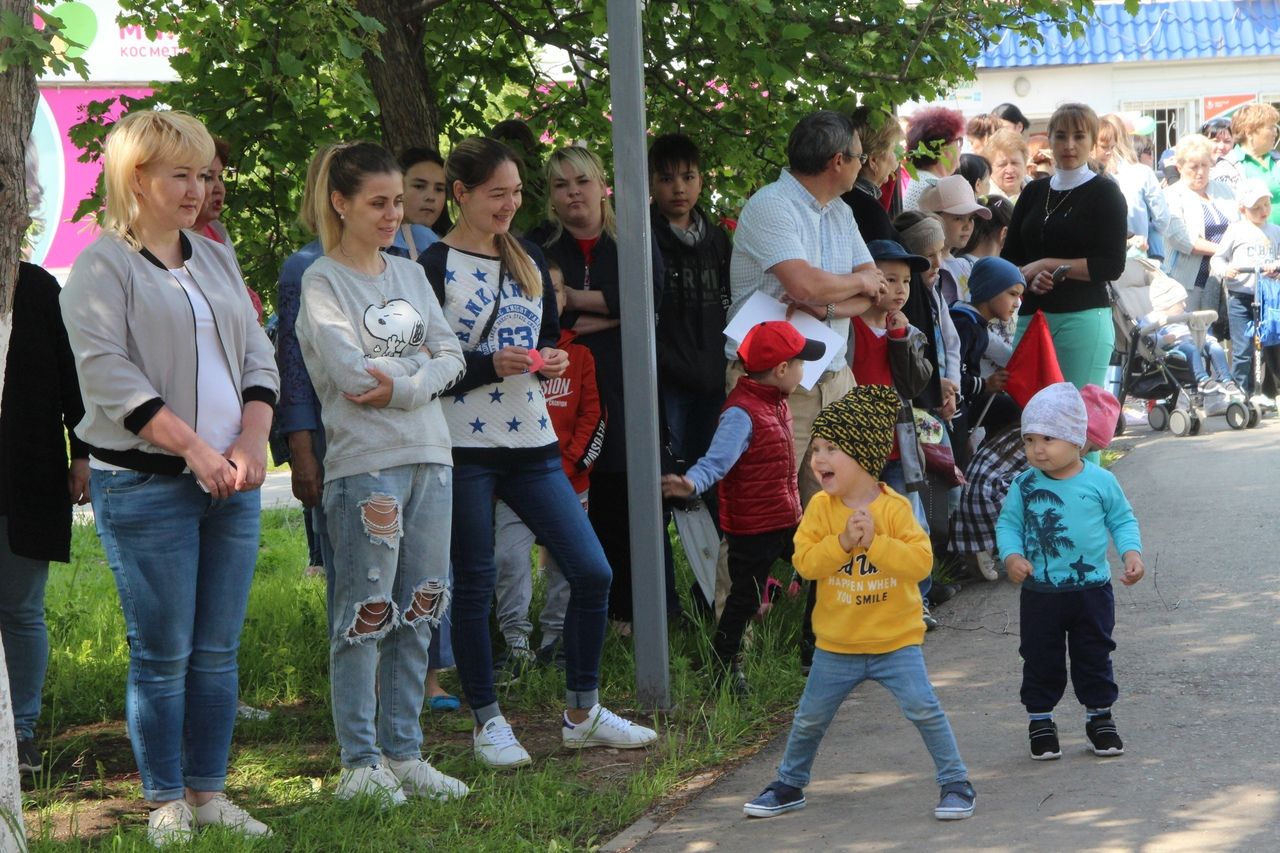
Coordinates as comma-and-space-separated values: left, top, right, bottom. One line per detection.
1028, 719, 1061, 760
17, 737, 41, 773
922, 601, 939, 631
1085, 713, 1125, 756
535, 638, 565, 671
714, 656, 749, 698
743, 781, 806, 818
495, 636, 536, 686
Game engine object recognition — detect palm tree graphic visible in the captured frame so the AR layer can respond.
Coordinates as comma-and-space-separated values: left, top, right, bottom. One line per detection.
1018, 478, 1076, 585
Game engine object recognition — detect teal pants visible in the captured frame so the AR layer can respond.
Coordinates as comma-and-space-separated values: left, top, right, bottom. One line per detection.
1015, 307, 1114, 391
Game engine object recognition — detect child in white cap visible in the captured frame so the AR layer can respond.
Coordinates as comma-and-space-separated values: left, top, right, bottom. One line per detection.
995, 382, 1144, 761
1210, 179, 1280, 394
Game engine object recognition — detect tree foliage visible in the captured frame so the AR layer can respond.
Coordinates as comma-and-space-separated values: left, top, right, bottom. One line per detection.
71, 0, 1102, 307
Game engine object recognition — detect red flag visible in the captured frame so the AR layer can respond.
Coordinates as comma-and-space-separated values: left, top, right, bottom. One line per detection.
1004, 311, 1064, 408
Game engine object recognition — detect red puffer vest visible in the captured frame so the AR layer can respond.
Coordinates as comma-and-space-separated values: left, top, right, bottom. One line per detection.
718, 377, 801, 536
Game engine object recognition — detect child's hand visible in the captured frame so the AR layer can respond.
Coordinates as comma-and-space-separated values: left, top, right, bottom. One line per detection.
1005, 554, 1033, 584
660, 474, 695, 499
1223, 266, 1240, 281
1121, 551, 1145, 585
886, 310, 908, 331
850, 509, 874, 549
984, 368, 1009, 394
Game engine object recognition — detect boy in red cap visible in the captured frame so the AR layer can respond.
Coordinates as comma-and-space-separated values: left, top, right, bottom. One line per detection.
663, 321, 826, 694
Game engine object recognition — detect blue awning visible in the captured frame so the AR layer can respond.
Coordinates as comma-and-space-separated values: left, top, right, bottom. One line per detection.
978, 0, 1280, 68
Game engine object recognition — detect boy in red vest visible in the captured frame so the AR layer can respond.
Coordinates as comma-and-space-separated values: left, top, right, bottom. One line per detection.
662, 321, 826, 695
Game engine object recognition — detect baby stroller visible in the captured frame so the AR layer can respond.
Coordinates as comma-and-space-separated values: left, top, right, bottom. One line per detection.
1109, 257, 1260, 436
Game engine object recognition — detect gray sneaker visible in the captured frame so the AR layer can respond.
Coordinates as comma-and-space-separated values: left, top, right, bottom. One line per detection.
934, 780, 976, 820
16, 738, 41, 774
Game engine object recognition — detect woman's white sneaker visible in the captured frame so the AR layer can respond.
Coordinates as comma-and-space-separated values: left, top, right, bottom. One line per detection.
474, 716, 532, 768
384, 756, 470, 800
190, 793, 272, 837
562, 704, 658, 749
147, 799, 194, 847
335, 764, 408, 808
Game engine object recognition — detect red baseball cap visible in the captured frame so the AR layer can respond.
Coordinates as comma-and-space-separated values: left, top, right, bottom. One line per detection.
737, 321, 827, 372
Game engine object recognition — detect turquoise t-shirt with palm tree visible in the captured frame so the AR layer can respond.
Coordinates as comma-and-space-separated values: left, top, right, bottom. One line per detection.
995, 461, 1142, 593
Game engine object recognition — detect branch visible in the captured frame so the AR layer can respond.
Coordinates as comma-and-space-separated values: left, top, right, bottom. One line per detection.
483, 0, 603, 69
400, 0, 456, 19
649, 73, 751, 138
901, 1, 944, 80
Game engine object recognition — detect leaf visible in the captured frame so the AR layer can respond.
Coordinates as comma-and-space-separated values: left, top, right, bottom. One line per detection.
780, 22, 811, 41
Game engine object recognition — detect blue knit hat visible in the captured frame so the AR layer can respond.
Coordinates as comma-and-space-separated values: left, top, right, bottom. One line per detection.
967, 257, 1025, 306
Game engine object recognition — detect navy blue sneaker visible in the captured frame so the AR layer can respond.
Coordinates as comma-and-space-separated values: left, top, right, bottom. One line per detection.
934, 780, 976, 820
743, 781, 806, 818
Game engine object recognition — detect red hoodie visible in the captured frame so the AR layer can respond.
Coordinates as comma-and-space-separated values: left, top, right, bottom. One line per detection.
541, 329, 606, 492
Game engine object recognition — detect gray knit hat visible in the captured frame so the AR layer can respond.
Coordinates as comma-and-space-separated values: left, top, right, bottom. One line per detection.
1021, 382, 1088, 447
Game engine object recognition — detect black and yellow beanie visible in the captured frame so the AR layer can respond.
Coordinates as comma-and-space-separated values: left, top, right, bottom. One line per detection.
811, 384, 900, 477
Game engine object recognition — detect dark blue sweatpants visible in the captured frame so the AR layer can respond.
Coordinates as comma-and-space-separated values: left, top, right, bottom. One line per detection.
1019, 584, 1118, 713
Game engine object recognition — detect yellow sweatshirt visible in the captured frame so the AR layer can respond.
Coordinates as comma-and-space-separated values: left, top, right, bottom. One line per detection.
793, 485, 934, 655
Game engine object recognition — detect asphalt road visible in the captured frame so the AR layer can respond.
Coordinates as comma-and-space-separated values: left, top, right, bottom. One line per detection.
615, 412, 1280, 852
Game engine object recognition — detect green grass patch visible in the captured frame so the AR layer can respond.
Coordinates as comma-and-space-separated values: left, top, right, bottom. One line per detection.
25, 511, 807, 850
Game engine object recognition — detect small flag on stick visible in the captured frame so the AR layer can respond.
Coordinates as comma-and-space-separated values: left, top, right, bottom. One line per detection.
1003, 311, 1065, 408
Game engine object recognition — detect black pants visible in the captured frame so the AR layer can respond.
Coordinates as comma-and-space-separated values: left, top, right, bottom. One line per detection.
588, 470, 681, 622
1019, 585, 1118, 713
714, 528, 795, 662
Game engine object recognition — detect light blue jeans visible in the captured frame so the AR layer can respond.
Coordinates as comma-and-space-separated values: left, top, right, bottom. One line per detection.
0, 519, 49, 742
776, 646, 967, 790
324, 463, 452, 769
91, 470, 260, 801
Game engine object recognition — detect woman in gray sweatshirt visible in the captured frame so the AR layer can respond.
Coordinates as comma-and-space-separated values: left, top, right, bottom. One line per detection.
295, 142, 467, 806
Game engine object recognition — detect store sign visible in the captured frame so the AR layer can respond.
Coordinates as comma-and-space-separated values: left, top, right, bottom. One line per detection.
1203, 94, 1257, 122
37, 0, 182, 83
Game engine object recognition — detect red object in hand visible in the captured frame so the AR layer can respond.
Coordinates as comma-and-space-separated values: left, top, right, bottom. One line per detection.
525, 348, 546, 374
1003, 311, 1065, 408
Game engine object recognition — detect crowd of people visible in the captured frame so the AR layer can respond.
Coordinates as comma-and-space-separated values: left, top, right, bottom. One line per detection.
3, 93, 1277, 844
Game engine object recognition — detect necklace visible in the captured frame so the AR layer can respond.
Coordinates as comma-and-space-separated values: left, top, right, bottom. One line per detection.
336, 242, 390, 302
1043, 186, 1076, 223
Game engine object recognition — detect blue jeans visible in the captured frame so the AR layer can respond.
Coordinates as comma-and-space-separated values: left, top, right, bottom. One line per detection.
90, 470, 260, 801
0, 519, 49, 741
1227, 292, 1255, 394
777, 646, 967, 790
452, 453, 612, 722
324, 463, 452, 769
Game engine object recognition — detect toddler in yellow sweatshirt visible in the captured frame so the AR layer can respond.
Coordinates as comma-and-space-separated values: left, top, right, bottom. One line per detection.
742, 384, 975, 822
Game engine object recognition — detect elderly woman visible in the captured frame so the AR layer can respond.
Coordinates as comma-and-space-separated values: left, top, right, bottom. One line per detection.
1002, 103, 1127, 393
1096, 114, 1170, 258
902, 107, 964, 211
1163, 133, 1239, 317
985, 129, 1030, 202
843, 108, 905, 242
1220, 103, 1280, 224
60, 109, 277, 844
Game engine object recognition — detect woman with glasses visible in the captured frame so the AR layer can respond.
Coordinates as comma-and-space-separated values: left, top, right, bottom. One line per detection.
1163, 133, 1239, 320
843, 107, 905, 243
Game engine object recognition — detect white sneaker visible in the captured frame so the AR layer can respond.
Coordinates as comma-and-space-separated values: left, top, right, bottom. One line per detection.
974, 550, 999, 582
474, 716, 532, 768
236, 700, 270, 722
147, 799, 194, 847
562, 704, 658, 750
335, 764, 408, 808
384, 756, 470, 800
1200, 378, 1224, 396
190, 793, 272, 837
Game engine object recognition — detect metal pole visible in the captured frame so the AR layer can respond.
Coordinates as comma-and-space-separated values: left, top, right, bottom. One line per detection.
606, 0, 671, 709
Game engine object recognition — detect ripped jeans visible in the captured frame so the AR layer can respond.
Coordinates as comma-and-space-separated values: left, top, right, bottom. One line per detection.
324, 463, 452, 769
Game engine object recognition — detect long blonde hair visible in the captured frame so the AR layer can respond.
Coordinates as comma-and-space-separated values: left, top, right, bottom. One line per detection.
445, 137, 542, 298
542, 146, 616, 246
297, 143, 336, 235
307, 142, 401, 254
101, 109, 214, 249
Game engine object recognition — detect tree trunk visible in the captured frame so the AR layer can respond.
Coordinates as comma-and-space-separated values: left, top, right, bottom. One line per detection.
356, 0, 440, 155
0, 0, 34, 846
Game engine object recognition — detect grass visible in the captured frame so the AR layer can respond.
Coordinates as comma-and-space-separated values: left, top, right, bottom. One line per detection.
23, 510, 810, 851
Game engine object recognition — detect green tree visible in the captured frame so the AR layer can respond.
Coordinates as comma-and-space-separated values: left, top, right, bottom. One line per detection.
73, 0, 1117, 307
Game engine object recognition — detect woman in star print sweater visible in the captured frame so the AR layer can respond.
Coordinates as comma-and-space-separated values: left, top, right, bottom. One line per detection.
419, 137, 658, 769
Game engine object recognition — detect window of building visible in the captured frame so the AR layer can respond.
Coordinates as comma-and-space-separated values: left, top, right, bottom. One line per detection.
1120, 101, 1192, 158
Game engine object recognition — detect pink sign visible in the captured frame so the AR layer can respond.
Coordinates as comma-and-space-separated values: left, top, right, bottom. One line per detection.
28, 85, 149, 272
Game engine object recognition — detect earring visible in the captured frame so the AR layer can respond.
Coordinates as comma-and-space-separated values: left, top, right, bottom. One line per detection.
339, 213, 345, 220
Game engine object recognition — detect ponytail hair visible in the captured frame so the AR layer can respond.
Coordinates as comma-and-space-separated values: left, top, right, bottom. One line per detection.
308, 141, 401, 253
445, 136, 543, 298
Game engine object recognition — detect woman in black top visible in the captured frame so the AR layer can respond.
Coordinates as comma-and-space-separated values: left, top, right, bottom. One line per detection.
1002, 103, 1127, 392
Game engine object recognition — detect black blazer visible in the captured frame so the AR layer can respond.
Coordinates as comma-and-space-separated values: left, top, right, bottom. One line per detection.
1, 263, 89, 563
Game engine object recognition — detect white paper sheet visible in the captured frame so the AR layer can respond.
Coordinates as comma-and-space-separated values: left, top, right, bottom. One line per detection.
723, 291, 845, 389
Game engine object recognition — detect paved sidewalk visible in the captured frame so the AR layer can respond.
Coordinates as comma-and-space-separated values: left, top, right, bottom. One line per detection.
618, 414, 1280, 852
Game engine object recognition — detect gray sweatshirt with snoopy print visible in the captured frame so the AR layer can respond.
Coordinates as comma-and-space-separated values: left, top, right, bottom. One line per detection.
297, 253, 465, 482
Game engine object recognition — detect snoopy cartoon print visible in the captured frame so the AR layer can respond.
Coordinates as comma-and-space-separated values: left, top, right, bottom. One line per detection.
364, 298, 426, 357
